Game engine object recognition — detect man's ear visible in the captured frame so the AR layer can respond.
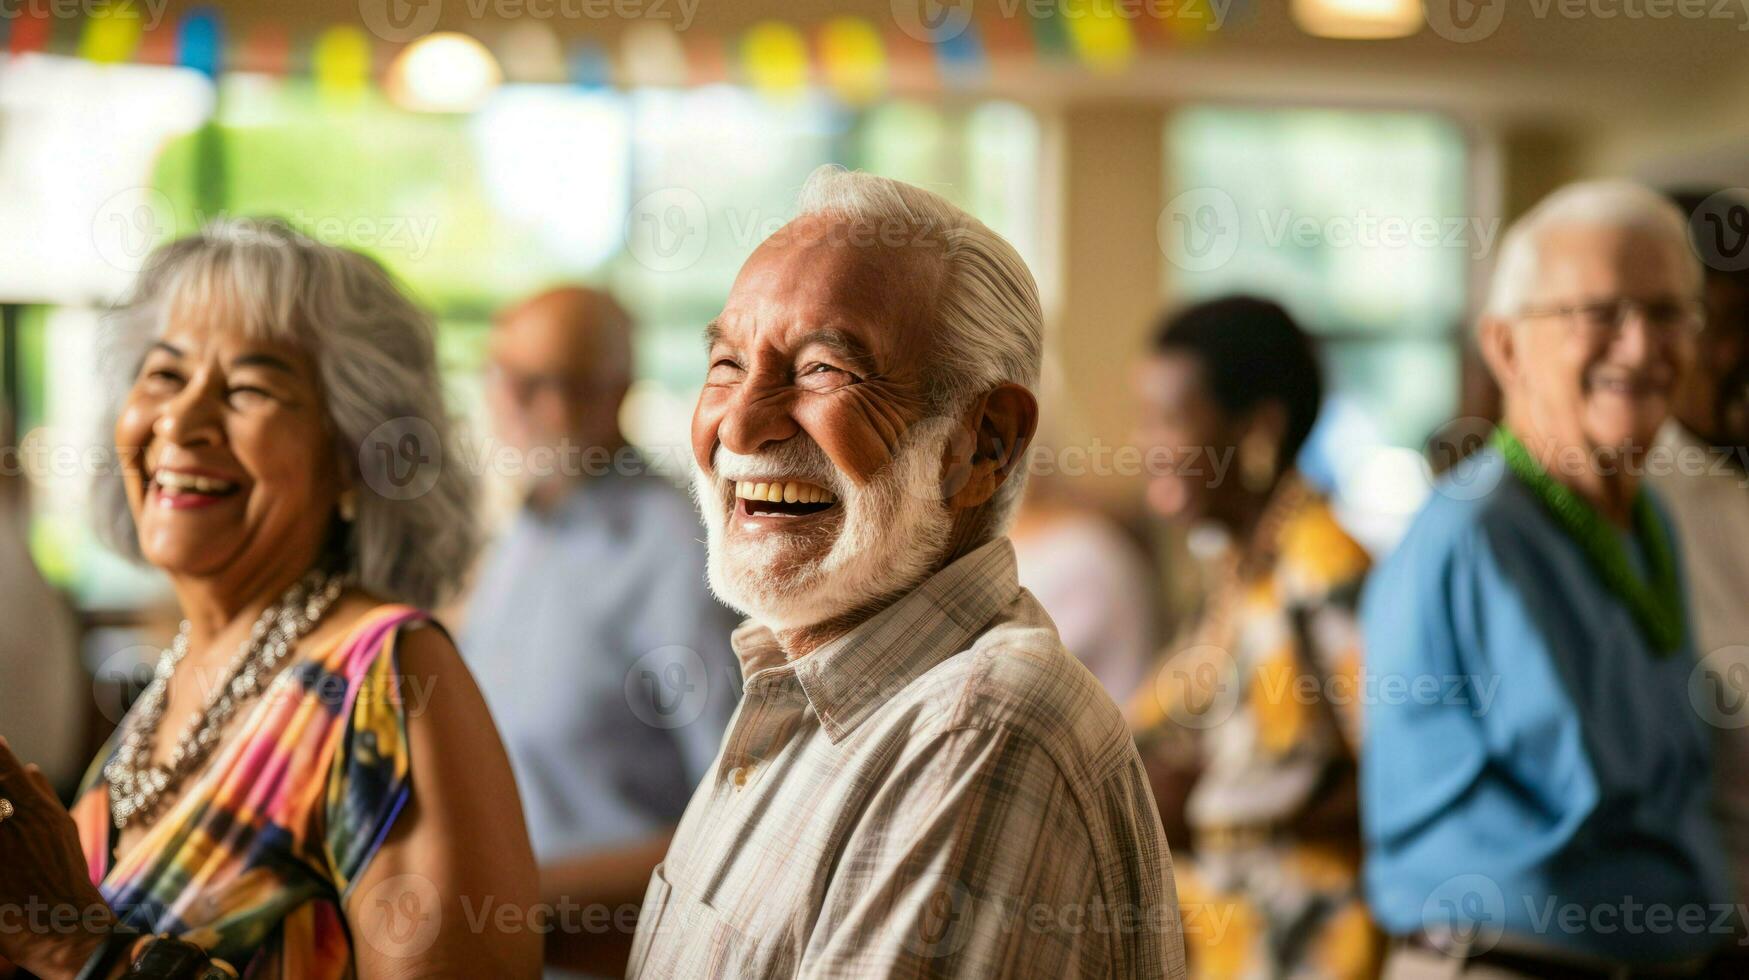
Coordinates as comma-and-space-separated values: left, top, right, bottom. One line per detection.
1477, 315, 1518, 392
942, 383, 1039, 511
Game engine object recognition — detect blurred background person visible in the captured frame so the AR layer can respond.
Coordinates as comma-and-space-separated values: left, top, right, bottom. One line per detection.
1657, 188, 1749, 963
11, 3, 1749, 973
1011, 480, 1158, 701
1011, 360, 1160, 701
0, 220, 540, 979
461, 285, 739, 977
1364, 181, 1729, 976
1129, 297, 1380, 980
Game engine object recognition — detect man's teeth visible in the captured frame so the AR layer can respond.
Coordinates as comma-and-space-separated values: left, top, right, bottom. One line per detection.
153, 471, 238, 494
733, 480, 837, 504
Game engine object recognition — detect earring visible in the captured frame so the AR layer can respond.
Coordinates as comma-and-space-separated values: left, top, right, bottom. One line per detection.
338, 490, 358, 523
1239, 432, 1277, 494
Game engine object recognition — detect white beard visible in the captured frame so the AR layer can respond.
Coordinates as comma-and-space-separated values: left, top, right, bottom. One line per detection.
691, 419, 956, 633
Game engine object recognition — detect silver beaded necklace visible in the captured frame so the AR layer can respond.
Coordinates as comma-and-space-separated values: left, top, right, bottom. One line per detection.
105, 568, 348, 830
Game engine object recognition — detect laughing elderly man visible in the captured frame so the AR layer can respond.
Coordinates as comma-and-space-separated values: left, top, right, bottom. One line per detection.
626, 169, 1185, 979
1363, 181, 1732, 976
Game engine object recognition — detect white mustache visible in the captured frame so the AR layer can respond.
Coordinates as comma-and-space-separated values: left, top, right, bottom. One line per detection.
711, 442, 843, 494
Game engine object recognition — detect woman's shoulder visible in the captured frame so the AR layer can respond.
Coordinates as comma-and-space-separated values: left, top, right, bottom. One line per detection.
310, 596, 437, 681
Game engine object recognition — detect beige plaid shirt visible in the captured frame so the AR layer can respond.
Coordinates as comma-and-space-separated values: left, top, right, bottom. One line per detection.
627, 538, 1186, 979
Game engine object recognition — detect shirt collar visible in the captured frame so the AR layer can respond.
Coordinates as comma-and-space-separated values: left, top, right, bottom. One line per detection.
729, 538, 1022, 743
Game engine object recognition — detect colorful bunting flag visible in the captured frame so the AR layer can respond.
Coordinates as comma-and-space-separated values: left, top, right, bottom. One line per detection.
238, 22, 290, 75
1064, 0, 1135, 71
7, 9, 51, 56
684, 33, 730, 86
620, 22, 686, 87
311, 25, 372, 96
176, 9, 223, 78
817, 17, 886, 105
935, 16, 986, 87
741, 20, 808, 97
16, 3, 1247, 93
568, 39, 613, 89
79, 5, 143, 64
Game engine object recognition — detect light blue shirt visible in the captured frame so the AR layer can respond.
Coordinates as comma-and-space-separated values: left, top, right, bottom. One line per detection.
461, 469, 741, 862
1361, 448, 1731, 962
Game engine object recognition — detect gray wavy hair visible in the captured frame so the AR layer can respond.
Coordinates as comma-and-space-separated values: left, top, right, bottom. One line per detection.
93, 218, 478, 609
793, 166, 1044, 535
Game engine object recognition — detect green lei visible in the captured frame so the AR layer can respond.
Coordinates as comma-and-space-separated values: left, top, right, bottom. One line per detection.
1492, 428, 1687, 655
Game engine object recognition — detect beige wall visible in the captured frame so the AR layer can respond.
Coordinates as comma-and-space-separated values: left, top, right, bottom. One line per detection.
1046, 104, 1167, 515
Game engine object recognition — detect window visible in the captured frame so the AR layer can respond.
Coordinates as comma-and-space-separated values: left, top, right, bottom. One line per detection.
0, 54, 1042, 606
1164, 105, 1475, 550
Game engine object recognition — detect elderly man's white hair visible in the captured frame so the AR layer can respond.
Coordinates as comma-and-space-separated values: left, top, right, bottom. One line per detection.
792, 165, 1044, 533
1486, 179, 1701, 319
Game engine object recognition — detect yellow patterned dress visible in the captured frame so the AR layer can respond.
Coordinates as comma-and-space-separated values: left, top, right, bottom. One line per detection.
1130, 477, 1383, 980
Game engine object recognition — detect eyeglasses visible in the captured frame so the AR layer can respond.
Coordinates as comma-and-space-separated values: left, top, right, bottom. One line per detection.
1518, 297, 1707, 339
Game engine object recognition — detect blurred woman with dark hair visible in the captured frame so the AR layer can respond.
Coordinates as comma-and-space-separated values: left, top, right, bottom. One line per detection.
1129, 296, 1380, 979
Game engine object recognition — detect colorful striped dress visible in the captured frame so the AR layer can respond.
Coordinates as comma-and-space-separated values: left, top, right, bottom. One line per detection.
71, 604, 427, 979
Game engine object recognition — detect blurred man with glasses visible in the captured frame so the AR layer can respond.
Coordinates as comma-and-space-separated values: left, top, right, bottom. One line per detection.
1362, 181, 1731, 977
461, 286, 740, 977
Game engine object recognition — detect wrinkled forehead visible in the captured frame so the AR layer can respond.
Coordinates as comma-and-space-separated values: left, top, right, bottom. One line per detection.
714, 215, 944, 364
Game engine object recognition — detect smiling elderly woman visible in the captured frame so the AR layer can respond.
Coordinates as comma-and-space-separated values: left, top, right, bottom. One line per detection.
0, 219, 540, 980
